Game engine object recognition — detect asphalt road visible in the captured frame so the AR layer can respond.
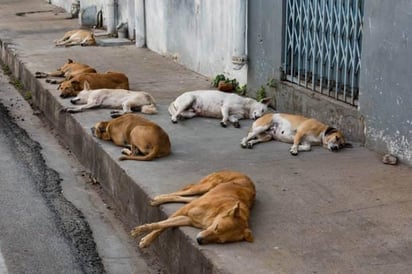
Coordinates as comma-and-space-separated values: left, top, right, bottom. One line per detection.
0, 92, 104, 273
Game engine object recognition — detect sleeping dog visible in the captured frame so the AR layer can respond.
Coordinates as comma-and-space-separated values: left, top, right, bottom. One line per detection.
241, 113, 351, 155
131, 170, 255, 247
64, 81, 157, 116
168, 90, 271, 128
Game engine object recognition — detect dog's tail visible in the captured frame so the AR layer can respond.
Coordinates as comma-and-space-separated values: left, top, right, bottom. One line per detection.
118, 145, 162, 161
141, 93, 157, 114
141, 104, 157, 114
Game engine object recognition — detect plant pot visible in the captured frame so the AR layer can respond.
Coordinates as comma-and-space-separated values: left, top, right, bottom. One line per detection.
218, 81, 234, 92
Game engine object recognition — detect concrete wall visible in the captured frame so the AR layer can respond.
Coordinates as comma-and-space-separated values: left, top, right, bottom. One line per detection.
145, 0, 248, 84
247, 0, 283, 91
360, 1, 412, 165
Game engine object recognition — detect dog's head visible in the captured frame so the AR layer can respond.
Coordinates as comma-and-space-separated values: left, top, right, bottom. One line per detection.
196, 202, 254, 245
323, 127, 351, 152
250, 97, 272, 120
69, 81, 92, 104
59, 80, 82, 98
80, 33, 96, 46
91, 121, 111, 140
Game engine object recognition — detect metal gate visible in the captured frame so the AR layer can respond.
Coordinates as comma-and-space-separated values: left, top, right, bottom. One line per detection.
282, 0, 364, 106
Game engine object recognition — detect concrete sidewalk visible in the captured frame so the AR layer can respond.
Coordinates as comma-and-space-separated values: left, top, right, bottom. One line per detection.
1, 1, 412, 273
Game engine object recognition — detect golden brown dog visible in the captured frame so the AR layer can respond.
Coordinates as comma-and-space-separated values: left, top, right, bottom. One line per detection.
241, 113, 351, 155
54, 29, 96, 47
59, 72, 129, 98
131, 170, 256, 248
91, 113, 171, 161
35, 59, 96, 84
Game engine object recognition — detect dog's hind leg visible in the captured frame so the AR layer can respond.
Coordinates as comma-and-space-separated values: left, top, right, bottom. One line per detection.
241, 125, 270, 148
170, 95, 195, 123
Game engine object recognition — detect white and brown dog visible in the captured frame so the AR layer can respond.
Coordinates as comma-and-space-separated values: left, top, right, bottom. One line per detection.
241, 113, 351, 155
64, 81, 157, 116
168, 90, 271, 128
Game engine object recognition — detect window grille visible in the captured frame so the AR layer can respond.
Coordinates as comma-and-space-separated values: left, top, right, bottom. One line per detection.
283, 0, 364, 106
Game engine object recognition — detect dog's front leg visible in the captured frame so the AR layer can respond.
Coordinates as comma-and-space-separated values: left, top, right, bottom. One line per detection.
131, 215, 192, 247
220, 106, 230, 127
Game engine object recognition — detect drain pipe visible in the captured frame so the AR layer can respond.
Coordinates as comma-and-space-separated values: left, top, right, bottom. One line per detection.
232, 0, 247, 70
135, 0, 146, 47
127, 0, 136, 40
106, 0, 117, 35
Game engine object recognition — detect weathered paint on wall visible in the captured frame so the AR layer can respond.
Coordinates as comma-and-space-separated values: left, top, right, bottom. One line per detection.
360, 1, 412, 165
247, 0, 283, 91
145, 0, 248, 84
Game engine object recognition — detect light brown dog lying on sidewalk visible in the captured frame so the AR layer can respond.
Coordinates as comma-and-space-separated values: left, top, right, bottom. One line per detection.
54, 29, 97, 47
35, 59, 96, 84
91, 113, 171, 161
59, 71, 129, 98
241, 113, 351, 155
131, 170, 256, 248
64, 81, 157, 116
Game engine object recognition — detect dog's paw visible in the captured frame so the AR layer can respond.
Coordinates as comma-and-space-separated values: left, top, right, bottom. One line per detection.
35, 72, 47, 78
139, 237, 151, 248
289, 148, 299, 156
220, 121, 227, 128
247, 143, 254, 149
171, 119, 178, 124
233, 121, 241, 128
240, 143, 247, 149
130, 226, 145, 237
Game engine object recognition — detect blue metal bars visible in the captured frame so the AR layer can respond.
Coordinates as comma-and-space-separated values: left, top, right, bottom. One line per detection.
283, 0, 363, 106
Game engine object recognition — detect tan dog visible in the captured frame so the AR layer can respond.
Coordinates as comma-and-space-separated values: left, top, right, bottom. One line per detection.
54, 29, 96, 47
65, 81, 157, 116
35, 59, 96, 84
91, 113, 171, 161
241, 113, 351, 155
131, 170, 256, 248
59, 72, 129, 98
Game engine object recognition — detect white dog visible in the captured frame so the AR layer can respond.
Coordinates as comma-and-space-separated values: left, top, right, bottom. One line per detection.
64, 81, 157, 116
168, 90, 271, 127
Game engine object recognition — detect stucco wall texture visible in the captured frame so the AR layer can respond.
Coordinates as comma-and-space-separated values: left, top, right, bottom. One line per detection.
360, 1, 412, 164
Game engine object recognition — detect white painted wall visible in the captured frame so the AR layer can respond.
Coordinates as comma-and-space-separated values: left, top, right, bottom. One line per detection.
145, 0, 247, 84
50, 0, 247, 83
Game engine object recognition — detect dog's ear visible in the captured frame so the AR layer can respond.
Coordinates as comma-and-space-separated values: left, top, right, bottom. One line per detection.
227, 202, 241, 218
244, 228, 254, 242
325, 126, 338, 136
98, 126, 106, 133
67, 58, 73, 64
260, 97, 272, 106
83, 80, 91, 91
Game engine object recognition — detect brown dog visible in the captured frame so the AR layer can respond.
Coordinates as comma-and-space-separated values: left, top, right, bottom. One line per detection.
241, 113, 351, 155
131, 170, 256, 248
91, 113, 171, 161
59, 72, 129, 98
35, 59, 96, 84
54, 29, 96, 47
